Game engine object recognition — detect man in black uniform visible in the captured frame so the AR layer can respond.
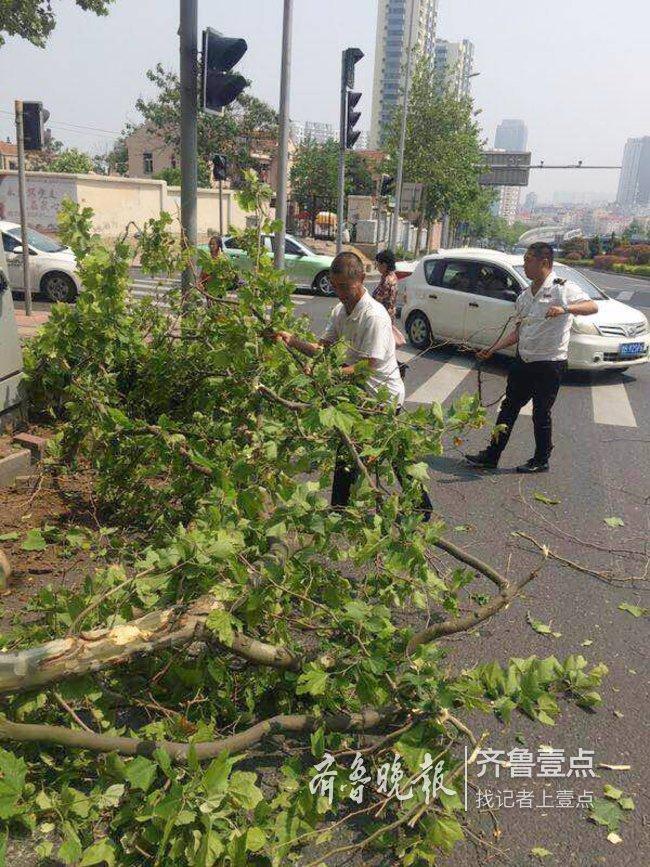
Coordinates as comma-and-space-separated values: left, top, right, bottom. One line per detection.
466, 243, 598, 473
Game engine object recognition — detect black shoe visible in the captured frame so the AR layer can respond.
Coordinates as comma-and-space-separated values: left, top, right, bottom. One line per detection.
516, 458, 549, 474
465, 451, 498, 470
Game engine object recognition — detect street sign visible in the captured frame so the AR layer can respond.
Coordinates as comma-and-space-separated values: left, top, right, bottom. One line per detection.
480, 150, 531, 186
399, 182, 423, 216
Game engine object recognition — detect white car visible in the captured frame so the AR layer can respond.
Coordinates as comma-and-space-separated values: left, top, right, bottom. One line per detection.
1, 221, 81, 303
401, 249, 648, 371
0, 242, 24, 429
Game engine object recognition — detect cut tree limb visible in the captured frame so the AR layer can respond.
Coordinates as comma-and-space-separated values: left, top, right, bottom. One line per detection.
0, 706, 397, 762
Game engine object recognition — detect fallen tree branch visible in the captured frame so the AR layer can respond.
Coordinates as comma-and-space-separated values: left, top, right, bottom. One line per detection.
0, 706, 397, 762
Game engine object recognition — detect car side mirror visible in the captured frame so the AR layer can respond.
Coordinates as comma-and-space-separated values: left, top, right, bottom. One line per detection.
11, 245, 23, 255
503, 289, 518, 302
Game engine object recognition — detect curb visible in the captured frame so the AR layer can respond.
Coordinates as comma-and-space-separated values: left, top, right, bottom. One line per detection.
0, 449, 32, 488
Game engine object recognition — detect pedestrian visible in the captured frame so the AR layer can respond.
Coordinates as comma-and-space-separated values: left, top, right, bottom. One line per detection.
273, 251, 432, 517
465, 242, 598, 473
374, 248, 406, 346
200, 234, 223, 289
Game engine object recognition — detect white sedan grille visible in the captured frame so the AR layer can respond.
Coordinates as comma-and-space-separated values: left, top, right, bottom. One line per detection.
597, 322, 647, 338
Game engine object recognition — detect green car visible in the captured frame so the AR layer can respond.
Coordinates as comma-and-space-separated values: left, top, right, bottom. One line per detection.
209, 234, 335, 295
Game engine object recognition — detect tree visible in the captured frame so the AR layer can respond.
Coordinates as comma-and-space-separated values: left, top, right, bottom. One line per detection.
94, 136, 129, 176
134, 63, 278, 188
47, 147, 94, 174
386, 56, 487, 237
0, 0, 115, 47
289, 138, 374, 202
0, 178, 612, 864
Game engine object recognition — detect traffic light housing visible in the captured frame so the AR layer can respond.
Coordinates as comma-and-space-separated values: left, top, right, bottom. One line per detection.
23, 102, 49, 150
343, 47, 364, 89
201, 27, 248, 114
345, 91, 362, 149
212, 154, 227, 181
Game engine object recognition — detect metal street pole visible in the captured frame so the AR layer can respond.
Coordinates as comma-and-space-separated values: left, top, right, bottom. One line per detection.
179, 0, 198, 295
274, 0, 293, 270
389, 0, 416, 251
218, 179, 223, 236
14, 100, 32, 316
336, 50, 347, 254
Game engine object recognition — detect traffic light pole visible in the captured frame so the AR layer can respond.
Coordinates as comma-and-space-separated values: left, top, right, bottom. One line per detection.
274, 0, 293, 271
179, 0, 198, 296
14, 100, 32, 316
336, 51, 347, 254
389, 0, 415, 251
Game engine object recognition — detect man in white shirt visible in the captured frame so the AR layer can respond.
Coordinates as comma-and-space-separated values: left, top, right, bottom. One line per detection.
466, 242, 598, 473
274, 251, 431, 514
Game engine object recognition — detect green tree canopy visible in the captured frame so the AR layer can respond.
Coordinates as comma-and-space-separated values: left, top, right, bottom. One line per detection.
289, 138, 374, 202
386, 56, 487, 224
134, 64, 278, 188
47, 147, 94, 174
0, 0, 114, 46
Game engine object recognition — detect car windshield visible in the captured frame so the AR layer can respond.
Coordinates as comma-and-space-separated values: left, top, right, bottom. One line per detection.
514, 264, 607, 300
7, 227, 65, 253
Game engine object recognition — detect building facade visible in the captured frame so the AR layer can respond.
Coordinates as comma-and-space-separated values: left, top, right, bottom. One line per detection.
616, 136, 650, 208
0, 140, 18, 172
494, 119, 528, 152
369, 0, 439, 149
289, 121, 336, 146
432, 39, 474, 98
124, 126, 177, 179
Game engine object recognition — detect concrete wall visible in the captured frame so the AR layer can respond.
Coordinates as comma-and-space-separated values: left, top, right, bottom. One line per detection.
0, 170, 257, 239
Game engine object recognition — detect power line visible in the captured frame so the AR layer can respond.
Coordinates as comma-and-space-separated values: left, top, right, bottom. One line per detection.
0, 108, 122, 137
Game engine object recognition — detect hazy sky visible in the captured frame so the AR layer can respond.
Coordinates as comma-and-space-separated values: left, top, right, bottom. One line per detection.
1, 0, 648, 202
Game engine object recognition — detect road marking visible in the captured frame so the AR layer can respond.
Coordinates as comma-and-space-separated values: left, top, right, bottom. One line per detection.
591, 381, 637, 427
615, 290, 634, 302
407, 357, 474, 405
396, 346, 419, 363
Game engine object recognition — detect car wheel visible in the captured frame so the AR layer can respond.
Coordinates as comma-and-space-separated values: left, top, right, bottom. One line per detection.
42, 272, 77, 303
406, 311, 432, 350
313, 270, 335, 296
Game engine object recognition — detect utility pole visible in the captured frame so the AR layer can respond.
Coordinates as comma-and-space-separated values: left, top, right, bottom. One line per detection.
179, 0, 198, 295
14, 101, 32, 316
389, 0, 416, 250
274, 0, 293, 270
336, 50, 347, 254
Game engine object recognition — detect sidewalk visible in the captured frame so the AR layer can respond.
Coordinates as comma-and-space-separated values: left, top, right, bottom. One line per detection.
14, 309, 50, 343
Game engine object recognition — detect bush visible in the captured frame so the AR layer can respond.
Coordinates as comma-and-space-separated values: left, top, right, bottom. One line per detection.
564, 251, 583, 261
561, 237, 589, 259
613, 263, 650, 277
630, 244, 650, 265
593, 254, 628, 270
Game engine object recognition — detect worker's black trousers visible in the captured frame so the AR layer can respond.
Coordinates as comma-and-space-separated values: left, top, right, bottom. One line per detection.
331, 408, 433, 517
485, 356, 567, 463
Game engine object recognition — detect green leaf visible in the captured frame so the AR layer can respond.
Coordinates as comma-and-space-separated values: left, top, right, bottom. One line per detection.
245, 827, 266, 852
589, 797, 623, 832
296, 665, 329, 696
0, 532, 19, 541
604, 516, 624, 528
531, 847, 553, 859
228, 771, 263, 810
526, 612, 561, 638
124, 756, 157, 792
405, 462, 430, 483
618, 602, 647, 618
0, 749, 27, 818
21, 529, 47, 551
79, 839, 116, 866
619, 796, 635, 810
603, 784, 623, 801
58, 824, 83, 865
533, 492, 560, 506
202, 751, 235, 796
205, 609, 235, 646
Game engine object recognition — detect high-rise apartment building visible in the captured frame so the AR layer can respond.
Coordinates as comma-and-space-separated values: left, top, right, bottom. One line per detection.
616, 136, 650, 207
494, 119, 528, 152
369, 0, 439, 148
290, 121, 336, 146
432, 39, 474, 98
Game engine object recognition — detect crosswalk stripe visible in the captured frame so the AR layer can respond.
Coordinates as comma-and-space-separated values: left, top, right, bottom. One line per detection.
615, 290, 634, 302
406, 357, 474, 404
591, 381, 637, 427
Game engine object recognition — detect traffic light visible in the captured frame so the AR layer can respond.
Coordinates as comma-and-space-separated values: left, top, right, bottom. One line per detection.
345, 91, 362, 149
23, 102, 49, 150
212, 154, 227, 181
343, 47, 364, 89
201, 27, 248, 114
380, 175, 394, 196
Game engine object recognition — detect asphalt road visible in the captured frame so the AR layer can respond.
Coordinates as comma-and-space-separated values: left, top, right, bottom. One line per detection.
286, 271, 650, 866
12, 268, 649, 865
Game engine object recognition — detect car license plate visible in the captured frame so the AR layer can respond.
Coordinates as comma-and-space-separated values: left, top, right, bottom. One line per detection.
619, 342, 645, 358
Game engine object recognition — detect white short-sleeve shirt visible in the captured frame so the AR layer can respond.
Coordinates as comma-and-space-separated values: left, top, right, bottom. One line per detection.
516, 271, 591, 362
322, 290, 405, 406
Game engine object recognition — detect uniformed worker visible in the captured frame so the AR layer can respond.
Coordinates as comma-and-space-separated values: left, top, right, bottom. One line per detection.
274, 251, 432, 517
466, 242, 598, 473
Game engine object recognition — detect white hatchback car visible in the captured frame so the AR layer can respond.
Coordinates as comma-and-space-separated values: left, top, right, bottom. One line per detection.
1, 221, 81, 303
401, 249, 649, 371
